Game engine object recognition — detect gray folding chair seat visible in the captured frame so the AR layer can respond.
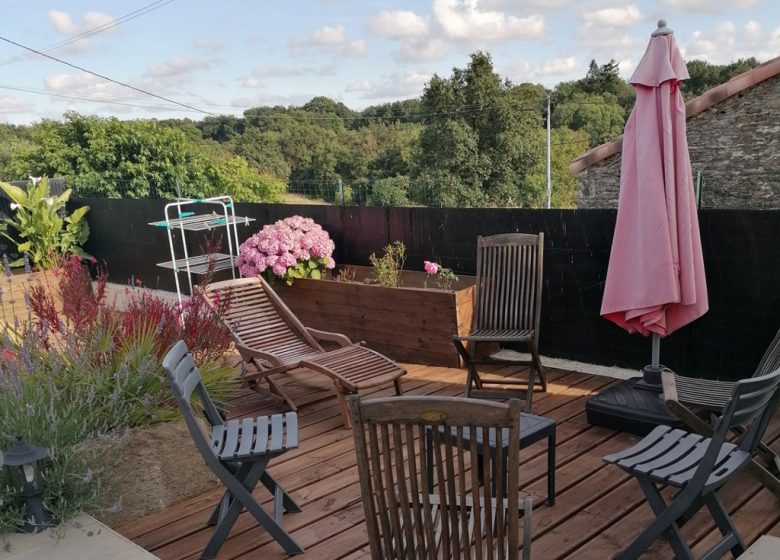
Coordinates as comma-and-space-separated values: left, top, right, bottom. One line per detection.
605, 367, 780, 560
163, 340, 303, 558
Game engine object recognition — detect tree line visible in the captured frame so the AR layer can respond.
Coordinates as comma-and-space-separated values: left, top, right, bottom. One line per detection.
0, 53, 758, 208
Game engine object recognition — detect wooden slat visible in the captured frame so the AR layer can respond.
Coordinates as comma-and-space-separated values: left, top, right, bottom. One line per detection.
118, 363, 780, 560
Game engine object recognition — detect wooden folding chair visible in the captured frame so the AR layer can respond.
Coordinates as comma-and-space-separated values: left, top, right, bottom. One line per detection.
349, 395, 533, 560
204, 277, 405, 428
663, 327, 780, 496
163, 340, 303, 558
605, 367, 780, 560
453, 233, 546, 412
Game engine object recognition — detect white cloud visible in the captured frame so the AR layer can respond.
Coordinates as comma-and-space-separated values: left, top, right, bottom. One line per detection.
661, 0, 720, 12
356, 71, 432, 99
45, 72, 129, 100
46, 10, 116, 53
250, 65, 337, 78
502, 59, 539, 83
230, 92, 316, 109
47, 10, 114, 35
581, 5, 644, 28
685, 21, 737, 60
481, 0, 574, 8
743, 20, 762, 43
541, 56, 579, 75
0, 96, 32, 115
432, 0, 546, 42
345, 80, 373, 92
146, 58, 209, 78
368, 10, 429, 38
193, 37, 226, 53
290, 25, 366, 57
241, 78, 263, 88
727, 0, 764, 7
398, 38, 449, 63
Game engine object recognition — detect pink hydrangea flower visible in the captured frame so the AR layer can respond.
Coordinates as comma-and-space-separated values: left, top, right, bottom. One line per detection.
424, 260, 439, 276
238, 216, 335, 283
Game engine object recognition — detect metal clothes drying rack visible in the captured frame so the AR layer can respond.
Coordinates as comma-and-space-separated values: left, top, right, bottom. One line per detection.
148, 195, 254, 311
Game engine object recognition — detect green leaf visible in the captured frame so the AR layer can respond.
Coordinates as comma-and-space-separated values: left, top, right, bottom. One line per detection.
308, 260, 319, 269
17, 241, 31, 252
310, 270, 321, 280
66, 205, 90, 223
0, 182, 28, 207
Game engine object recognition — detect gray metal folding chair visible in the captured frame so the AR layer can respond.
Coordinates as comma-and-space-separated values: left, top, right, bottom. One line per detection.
163, 341, 303, 558
663, 327, 780, 495
604, 367, 780, 560
453, 233, 546, 412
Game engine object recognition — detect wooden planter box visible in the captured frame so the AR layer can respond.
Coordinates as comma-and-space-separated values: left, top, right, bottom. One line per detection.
276, 266, 475, 367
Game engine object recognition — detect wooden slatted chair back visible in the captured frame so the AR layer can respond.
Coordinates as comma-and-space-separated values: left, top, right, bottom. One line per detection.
474, 233, 543, 339
203, 277, 324, 357
349, 395, 523, 560
754, 328, 780, 378
163, 340, 227, 465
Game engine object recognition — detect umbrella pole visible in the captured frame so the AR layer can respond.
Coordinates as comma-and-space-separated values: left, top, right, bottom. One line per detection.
640, 333, 663, 388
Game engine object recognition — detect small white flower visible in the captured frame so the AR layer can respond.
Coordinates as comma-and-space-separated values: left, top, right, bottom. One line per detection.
46, 198, 54, 206
9, 203, 18, 210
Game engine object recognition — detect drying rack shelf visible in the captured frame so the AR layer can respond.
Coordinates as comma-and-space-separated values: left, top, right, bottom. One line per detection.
148, 213, 254, 231
156, 253, 237, 275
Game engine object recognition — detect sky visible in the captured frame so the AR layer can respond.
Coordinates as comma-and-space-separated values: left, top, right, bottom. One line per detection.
0, 0, 778, 124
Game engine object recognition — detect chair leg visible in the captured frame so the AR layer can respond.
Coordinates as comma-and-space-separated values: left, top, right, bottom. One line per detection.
260, 471, 302, 513
336, 385, 351, 429
547, 431, 556, 506
204, 461, 303, 558
528, 341, 547, 392
702, 492, 745, 559
394, 378, 403, 395
617, 478, 695, 560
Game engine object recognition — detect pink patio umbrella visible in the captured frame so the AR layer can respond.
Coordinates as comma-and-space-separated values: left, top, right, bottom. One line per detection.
600, 20, 708, 382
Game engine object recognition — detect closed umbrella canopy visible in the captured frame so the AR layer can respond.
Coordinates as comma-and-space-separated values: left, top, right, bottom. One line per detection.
601, 21, 708, 339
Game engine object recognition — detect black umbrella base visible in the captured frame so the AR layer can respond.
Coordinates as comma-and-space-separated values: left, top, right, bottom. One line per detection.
586, 377, 684, 436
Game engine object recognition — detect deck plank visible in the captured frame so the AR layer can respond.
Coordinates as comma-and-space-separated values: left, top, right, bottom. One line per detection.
118, 362, 780, 560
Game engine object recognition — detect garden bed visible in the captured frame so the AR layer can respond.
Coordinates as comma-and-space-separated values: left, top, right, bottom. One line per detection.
275, 266, 475, 367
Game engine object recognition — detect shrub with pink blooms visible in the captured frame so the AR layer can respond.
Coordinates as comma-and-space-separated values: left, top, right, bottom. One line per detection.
237, 216, 335, 285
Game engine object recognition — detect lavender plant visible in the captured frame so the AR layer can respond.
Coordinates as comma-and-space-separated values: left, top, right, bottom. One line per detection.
0, 255, 238, 533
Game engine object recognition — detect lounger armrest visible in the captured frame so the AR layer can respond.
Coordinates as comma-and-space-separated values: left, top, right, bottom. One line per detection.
662, 369, 679, 403
306, 327, 353, 347
234, 341, 281, 366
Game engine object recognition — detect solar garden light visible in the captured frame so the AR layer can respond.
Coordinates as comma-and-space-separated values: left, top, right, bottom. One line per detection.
0, 436, 52, 533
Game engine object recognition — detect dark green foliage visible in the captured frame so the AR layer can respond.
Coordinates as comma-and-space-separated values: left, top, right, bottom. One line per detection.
413, 52, 543, 207
681, 58, 760, 99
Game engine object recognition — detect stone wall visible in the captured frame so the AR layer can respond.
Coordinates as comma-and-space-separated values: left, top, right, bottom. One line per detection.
577, 73, 780, 209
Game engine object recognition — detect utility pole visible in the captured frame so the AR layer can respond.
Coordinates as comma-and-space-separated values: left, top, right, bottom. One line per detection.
546, 95, 552, 209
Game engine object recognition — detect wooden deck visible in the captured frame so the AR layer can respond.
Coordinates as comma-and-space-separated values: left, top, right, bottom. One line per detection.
118, 363, 780, 559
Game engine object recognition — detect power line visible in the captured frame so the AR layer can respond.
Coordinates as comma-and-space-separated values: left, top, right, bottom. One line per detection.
0, 1, 176, 67
0, 83, 196, 113
0, 33, 218, 117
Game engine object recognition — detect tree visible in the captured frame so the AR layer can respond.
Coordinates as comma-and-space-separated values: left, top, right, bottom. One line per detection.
413, 52, 544, 207
7, 112, 283, 201
552, 93, 625, 145
523, 127, 589, 208
682, 58, 760, 99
